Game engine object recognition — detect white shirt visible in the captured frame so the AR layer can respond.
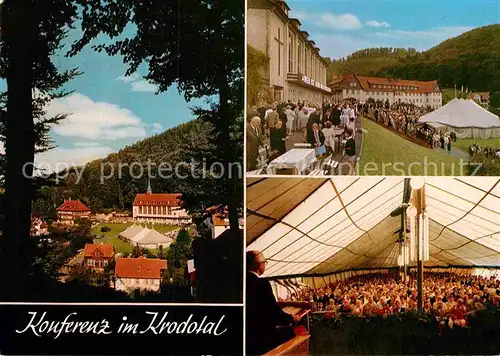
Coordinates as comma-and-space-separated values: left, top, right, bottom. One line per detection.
322, 127, 335, 147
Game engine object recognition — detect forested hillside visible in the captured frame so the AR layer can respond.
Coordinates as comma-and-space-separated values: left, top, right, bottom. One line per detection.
324, 47, 419, 80
324, 25, 500, 108
377, 25, 500, 95
32, 114, 243, 218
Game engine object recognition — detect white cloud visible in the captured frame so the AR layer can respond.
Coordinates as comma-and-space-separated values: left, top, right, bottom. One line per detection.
151, 122, 163, 134
73, 142, 102, 148
366, 20, 390, 28
373, 26, 473, 40
318, 13, 362, 30
130, 80, 158, 93
117, 73, 140, 83
35, 146, 115, 173
48, 93, 147, 140
291, 10, 308, 21
292, 10, 362, 30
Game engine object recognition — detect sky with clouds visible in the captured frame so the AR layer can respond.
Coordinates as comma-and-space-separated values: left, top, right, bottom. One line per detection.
1, 23, 209, 172
288, 0, 499, 59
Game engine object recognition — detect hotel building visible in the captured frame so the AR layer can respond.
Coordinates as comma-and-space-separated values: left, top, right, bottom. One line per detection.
248, 0, 332, 104
132, 183, 191, 225
330, 74, 443, 109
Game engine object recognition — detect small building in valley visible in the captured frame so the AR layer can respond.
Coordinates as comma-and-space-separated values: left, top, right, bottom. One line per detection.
83, 243, 115, 271
469, 92, 490, 109
56, 199, 91, 225
114, 257, 168, 293
31, 217, 49, 236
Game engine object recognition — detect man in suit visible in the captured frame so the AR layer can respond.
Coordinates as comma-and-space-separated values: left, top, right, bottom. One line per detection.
246, 116, 263, 171
308, 123, 325, 147
246, 250, 298, 355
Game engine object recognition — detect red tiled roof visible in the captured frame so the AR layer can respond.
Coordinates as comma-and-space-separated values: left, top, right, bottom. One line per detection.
56, 200, 91, 212
213, 214, 230, 227
471, 92, 490, 100
83, 243, 115, 258
132, 193, 182, 207
333, 74, 439, 94
115, 257, 167, 279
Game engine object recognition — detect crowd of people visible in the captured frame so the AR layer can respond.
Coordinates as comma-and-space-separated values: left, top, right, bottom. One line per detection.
469, 144, 500, 159
277, 272, 500, 328
360, 100, 462, 152
246, 99, 359, 173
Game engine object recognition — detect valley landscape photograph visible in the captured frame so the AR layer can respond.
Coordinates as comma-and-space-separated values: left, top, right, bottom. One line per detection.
0, 0, 244, 303
246, 0, 500, 176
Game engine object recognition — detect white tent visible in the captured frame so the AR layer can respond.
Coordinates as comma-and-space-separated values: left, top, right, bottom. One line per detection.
119, 225, 175, 249
418, 98, 500, 139
247, 177, 500, 279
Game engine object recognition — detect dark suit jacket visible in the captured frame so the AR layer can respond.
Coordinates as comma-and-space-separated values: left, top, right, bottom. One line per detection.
246, 272, 294, 355
246, 124, 263, 171
308, 130, 325, 147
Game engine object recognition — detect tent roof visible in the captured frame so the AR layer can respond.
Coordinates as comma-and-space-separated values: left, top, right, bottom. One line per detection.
247, 177, 500, 278
419, 98, 500, 128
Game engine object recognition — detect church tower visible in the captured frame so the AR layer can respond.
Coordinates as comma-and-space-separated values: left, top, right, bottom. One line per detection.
147, 177, 152, 195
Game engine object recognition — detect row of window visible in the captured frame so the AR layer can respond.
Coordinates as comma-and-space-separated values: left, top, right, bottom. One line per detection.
277, 26, 326, 84
122, 278, 160, 287
138, 205, 174, 216
369, 84, 419, 91
87, 259, 109, 268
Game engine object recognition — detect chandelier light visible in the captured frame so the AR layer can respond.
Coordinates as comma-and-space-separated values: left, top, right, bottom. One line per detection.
410, 177, 425, 190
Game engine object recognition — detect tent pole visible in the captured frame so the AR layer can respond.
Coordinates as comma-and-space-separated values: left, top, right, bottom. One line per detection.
415, 187, 424, 312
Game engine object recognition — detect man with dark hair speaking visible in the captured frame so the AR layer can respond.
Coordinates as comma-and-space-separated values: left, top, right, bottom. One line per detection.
246, 250, 299, 355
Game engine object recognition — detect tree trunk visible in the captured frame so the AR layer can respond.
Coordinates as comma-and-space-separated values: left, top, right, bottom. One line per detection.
218, 79, 239, 234
1, 0, 36, 300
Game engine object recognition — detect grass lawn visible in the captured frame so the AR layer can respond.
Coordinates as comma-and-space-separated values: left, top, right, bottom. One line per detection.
91, 222, 179, 254
454, 137, 500, 152
359, 117, 465, 176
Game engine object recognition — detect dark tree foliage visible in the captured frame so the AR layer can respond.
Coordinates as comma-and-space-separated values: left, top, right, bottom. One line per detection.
165, 229, 192, 286
377, 25, 500, 92
68, 0, 244, 233
0, 0, 79, 300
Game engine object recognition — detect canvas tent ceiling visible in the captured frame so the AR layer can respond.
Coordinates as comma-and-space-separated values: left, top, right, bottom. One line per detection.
247, 177, 500, 278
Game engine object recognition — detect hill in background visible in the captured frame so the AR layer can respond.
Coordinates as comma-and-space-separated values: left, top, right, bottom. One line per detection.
325, 25, 500, 108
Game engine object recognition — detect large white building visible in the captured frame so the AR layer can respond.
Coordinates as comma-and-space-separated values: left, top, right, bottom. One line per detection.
132, 183, 191, 225
248, 0, 332, 104
330, 74, 443, 109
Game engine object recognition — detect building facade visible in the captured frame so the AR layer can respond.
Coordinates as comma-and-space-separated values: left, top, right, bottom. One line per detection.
31, 217, 49, 236
132, 189, 191, 225
330, 74, 442, 109
248, 0, 332, 105
211, 214, 244, 239
84, 243, 115, 271
469, 92, 490, 109
56, 199, 91, 225
114, 257, 168, 293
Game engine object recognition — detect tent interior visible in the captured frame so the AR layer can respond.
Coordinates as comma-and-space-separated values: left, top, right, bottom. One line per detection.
418, 98, 500, 139
247, 177, 500, 295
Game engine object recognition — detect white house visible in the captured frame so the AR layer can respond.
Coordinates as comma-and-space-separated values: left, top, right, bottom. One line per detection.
114, 257, 168, 293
